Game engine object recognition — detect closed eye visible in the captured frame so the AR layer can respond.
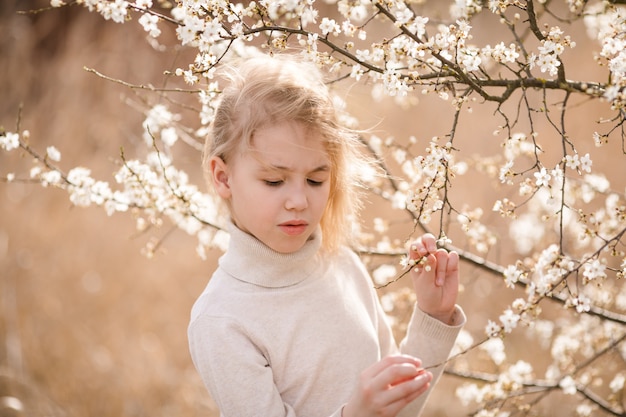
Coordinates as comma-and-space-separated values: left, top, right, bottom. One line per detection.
307, 179, 325, 186
264, 180, 283, 186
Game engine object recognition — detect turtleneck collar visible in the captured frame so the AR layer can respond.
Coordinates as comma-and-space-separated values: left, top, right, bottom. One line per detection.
219, 222, 323, 288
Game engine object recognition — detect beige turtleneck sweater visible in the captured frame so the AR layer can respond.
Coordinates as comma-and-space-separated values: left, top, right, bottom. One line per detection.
188, 223, 465, 417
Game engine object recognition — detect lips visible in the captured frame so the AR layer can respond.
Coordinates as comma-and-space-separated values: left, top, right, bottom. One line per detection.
279, 220, 308, 236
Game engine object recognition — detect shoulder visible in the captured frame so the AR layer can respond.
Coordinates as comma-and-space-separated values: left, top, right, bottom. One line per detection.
327, 245, 366, 269
322, 245, 378, 294
188, 267, 245, 325
188, 273, 259, 351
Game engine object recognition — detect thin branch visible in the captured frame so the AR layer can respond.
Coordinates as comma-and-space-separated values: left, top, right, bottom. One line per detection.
84, 67, 203, 94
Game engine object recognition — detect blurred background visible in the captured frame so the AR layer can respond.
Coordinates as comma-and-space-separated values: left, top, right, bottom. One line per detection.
1, 1, 623, 417
0, 1, 218, 415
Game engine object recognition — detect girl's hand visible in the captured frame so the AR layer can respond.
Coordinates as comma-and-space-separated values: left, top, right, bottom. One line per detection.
408, 234, 459, 325
342, 355, 432, 417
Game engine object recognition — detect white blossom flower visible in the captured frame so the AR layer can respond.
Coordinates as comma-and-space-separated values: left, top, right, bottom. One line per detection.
503, 264, 522, 288
518, 179, 533, 196
480, 337, 506, 365
98, 0, 129, 23
319, 17, 340, 36
565, 153, 580, 170
486, 42, 519, 63
452, 329, 474, 355
350, 63, 364, 81
609, 374, 625, 392
40, 170, 62, 187
551, 333, 581, 365
534, 167, 551, 187
176, 15, 203, 45
138, 13, 161, 38
527, 320, 554, 349
46, 146, 61, 162
559, 375, 577, 395
407, 16, 428, 38
67, 167, 96, 207
0, 132, 20, 151
509, 213, 545, 254
485, 320, 502, 337
450, 0, 482, 19
372, 264, 397, 286
571, 294, 591, 313
575, 403, 594, 417
341, 20, 357, 37
499, 309, 520, 333
584, 174, 610, 193
582, 259, 606, 282
178, 68, 198, 85
455, 383, 483, 406
579, 153, 592, 173
393, 5, 413, 25
355, 49, 371, 63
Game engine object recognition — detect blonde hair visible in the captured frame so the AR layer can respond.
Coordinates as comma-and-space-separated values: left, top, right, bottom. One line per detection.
203, 54, 371, 250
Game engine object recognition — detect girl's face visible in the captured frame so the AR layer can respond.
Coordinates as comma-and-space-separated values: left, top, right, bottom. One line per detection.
211, 121, 332, 254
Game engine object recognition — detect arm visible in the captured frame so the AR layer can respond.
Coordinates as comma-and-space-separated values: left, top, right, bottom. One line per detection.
336, 247, 457, 417
395, 234, 467, 417
189, 316, 296, 417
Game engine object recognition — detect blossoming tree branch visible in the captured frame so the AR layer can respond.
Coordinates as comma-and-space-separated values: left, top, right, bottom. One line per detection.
2, 0, 626, 415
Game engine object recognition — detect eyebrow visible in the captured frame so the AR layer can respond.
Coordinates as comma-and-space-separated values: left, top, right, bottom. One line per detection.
262, 164, 331, 174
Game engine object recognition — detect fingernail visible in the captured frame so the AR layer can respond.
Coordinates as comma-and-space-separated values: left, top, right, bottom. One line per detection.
416, 373, 430, 383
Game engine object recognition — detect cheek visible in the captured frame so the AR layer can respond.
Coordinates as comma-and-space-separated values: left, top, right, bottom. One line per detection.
316, 185, 332, 208
232, 187, 274, 214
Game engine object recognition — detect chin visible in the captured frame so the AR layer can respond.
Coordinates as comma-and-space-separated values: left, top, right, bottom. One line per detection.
273, 239, 308, 254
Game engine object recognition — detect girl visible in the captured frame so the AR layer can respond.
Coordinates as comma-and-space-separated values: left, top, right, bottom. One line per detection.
188, 55, 466, 417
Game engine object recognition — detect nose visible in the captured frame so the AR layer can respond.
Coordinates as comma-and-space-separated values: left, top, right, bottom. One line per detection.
284, 183, 308, 211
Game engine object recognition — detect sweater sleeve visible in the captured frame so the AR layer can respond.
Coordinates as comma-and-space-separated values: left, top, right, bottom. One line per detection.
397, 303, 466, 417
188, 315, 345, 417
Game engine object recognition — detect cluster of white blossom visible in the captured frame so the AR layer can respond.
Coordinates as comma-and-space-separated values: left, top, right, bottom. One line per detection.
460, 310, 624, 414
456, 360, 534, 411
456, 207, 497, 254
529, 26, 576, 76
47, 0, 626, 114
0, 125, 224, 260
401, 138, 459, 223
584, 3, 626, 109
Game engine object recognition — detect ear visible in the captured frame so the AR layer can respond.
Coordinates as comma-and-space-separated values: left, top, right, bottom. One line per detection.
209, 156, 232, 199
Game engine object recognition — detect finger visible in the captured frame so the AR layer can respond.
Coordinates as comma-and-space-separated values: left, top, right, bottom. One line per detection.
375, 377, 431, 417
435, 249, 449, 287
377, 371, 432, 410
411, 253, 435, 277
408, 240, 428, 261
448, 251, 459, 272
408, 234, 437, 259
447, 251, 459, 276
385, 363, 423, 387
422, 234, 438, 254
371, 362, 424, 394
362, 355, 422, 381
